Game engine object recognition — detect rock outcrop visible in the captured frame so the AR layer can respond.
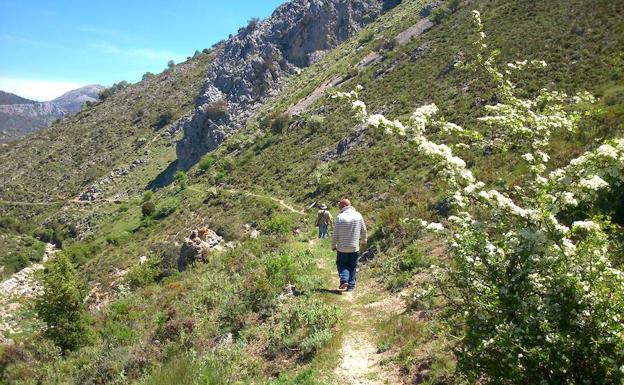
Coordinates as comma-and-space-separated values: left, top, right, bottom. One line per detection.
178, 227, 223, 271
176, 0, 401, 169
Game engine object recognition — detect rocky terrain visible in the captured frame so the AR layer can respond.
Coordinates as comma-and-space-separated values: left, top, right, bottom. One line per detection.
176, 0, 402, 169
0, 85, 104, 143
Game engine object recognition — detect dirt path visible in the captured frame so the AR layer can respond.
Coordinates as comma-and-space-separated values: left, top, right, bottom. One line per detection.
188, 185, 306, 215
312, 241, 405, 384
222, 188, 306, 215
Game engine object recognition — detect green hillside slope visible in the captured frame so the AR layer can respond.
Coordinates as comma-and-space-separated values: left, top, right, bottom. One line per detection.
1, 0, 623, 384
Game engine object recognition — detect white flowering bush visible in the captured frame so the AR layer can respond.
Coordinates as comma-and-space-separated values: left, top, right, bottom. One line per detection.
336, 11, 624, 384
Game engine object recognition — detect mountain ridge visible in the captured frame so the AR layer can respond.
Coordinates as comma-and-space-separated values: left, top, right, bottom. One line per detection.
0, 84, 105, 143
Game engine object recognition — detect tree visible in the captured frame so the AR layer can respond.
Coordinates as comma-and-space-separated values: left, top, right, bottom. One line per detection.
35, 253, 91, 352
167, 60, 175, 68
142, 201, 156, 217
174, 171, 188, 190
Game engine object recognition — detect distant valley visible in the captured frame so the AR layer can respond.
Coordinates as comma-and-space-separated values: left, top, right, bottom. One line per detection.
0, 85, 105, 143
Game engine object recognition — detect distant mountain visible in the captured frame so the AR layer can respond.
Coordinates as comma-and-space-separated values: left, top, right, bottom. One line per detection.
0, 85, 105, 143
51, 84, 106, 113
0, 91, 36, 105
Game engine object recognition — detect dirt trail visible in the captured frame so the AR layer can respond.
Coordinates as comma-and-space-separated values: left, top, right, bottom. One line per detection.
222, 188, 306, 215
313, 241, 405, 384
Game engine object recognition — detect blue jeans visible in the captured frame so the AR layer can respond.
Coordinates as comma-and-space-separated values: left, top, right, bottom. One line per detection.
336, 251, 359, 290
318, 224, 329, 239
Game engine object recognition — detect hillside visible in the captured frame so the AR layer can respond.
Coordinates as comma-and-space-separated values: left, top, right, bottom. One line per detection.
1, 0, 624, 384
0, 91, 35, 105
0, 85, 105, 144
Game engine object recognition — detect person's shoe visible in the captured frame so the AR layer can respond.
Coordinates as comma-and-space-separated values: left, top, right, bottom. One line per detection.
346, 287, 354, 292
339, 282, 348, 290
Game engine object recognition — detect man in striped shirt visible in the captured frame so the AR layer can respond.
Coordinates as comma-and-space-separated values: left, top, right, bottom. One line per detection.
332, 198, 367, 291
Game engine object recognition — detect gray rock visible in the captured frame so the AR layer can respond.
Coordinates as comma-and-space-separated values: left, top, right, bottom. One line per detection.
176, 0, 401, 169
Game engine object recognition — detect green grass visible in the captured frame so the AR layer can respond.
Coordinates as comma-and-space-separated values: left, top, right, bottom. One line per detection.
1, 0, 623, 383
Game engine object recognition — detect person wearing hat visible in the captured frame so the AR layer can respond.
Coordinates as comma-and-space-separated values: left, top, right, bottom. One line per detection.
315, 203, 333, 239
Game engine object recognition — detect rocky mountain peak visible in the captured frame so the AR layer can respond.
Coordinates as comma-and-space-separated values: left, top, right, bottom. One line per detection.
176, 0, 401, 169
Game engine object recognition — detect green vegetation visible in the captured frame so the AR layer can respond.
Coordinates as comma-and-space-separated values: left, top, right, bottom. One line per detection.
35, 253, 91, 352
1, 0, 623, 383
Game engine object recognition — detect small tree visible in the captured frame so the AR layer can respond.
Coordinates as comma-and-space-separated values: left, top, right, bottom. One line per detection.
167, 60, 175, 68
174, 171, 188, 190
142, 201, 156, 217
36, 253, 91, 352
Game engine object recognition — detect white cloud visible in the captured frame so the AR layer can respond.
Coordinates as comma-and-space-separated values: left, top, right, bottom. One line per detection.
91, 42, 184, 63
0, 77, 86, 101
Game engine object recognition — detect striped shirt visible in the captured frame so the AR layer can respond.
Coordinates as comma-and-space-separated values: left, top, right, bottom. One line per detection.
332, 206, 367, 253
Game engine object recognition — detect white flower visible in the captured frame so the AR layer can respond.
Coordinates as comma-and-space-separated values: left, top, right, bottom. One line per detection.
560, 192, 578, 207
579, 175, 609, 191
521, 153, 534, 162
596, 144, 618, 159
572, 221, 600, 232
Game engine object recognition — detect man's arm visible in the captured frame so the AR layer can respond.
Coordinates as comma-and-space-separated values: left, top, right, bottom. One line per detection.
359, 217, 368, 250
332, 219, 339, 251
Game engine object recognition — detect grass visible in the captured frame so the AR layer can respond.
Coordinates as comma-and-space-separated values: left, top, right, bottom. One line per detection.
1, 0, 623, 383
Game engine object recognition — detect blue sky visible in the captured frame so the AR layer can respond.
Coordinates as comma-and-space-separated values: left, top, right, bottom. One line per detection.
0, 0, 287, 101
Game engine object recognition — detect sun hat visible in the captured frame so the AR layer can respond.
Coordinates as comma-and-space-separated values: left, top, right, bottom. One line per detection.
319, 204, 328, 210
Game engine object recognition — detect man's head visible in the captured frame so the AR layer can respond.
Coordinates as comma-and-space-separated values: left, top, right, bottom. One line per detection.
338, 199, 351, 209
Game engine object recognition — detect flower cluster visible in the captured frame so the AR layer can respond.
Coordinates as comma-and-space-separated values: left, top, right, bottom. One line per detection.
337, 11, 624, 384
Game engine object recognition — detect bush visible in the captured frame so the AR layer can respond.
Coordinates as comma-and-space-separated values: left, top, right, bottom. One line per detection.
142, 72, 155, 81
167, 60, 175, 68
35, 253, 91, 352
198, 154, 216, 172
141, 201, 156, 217
142, 190, 153, 202
126, 256, 161, 289
269, 113, 291, 134
269, 297, 339, 355
154, 108, 175, 129
98, 81, 129, 101
205, 100, 229, 120
155, 198, 180, 219
174, 171, 188, 190
262, 214, 293, 235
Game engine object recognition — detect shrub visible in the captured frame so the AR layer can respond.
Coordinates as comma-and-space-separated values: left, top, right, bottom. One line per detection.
167, 60, 175, 68
205, 99, 229, 120
247, 17, 261, 30
141, 201, 156, 217
269, 113, 291, 134
154, 108, 175, 129
98, 81, 129, 101
174, 171, 188, 190
305, 115, 325, 132
262, 214, 293, 235
142, 72, 155, 81
126, 256, 161, 289
63, 242, 92, 266
142, 190, 153, 202
269, 297, 339, 355
155, 198, 180, 219
198, 154, 216, 172
35, 253, 91, 352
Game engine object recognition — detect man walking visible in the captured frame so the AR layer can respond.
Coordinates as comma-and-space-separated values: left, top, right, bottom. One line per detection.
332, 199, 367, 291
315, 204, 333, 239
